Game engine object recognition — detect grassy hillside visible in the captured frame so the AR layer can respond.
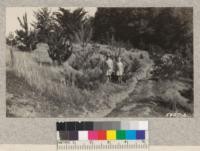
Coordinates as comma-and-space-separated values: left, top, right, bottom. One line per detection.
6, 43, 193, 117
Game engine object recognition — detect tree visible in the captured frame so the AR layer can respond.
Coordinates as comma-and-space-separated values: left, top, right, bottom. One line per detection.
45, 7, 90, 64
32, 8, 77, 64
47, 25, 73, 65
93, 7, 192, 55
32, 7, 54, 43
74, 19, 93, 51
15, 12, 36, 51
54, 8, 87, 38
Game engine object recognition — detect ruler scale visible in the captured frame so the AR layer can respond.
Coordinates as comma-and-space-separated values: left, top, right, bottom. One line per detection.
57, 121, 148, 151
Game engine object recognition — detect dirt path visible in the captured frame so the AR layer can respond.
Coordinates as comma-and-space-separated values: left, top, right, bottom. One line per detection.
84, 51, 154, 117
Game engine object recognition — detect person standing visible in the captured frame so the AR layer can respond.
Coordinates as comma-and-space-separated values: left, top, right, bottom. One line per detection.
106, 54, 114, 82
116, 56, 124, 83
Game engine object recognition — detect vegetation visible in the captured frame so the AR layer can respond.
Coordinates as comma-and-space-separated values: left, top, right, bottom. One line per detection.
6, 7, 193, 117
93, 8, 193, 80
74, 20, 93, 51
15, 13, 37, 51
8, 8, 193, 80
32, 7, 54, 43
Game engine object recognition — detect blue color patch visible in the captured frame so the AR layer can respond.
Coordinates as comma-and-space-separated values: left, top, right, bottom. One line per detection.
136, 130, 145, 140
125, 130, 136, 140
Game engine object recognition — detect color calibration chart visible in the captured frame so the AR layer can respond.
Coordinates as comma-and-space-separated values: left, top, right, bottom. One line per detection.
57, 121, 148, 151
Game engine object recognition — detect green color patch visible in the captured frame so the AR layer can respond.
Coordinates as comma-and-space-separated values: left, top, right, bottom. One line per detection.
116, 130, 126, 140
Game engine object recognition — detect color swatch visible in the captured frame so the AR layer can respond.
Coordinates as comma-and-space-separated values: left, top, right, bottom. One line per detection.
57, 121, 148, 141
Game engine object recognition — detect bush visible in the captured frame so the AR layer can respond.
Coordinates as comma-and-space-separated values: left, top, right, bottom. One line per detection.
123, 58, 141, 80
47, 28, 73, 65
66, 42, 142, 89
67, 45, 107, 90
75, 72, 102, 90
74, 20, 93, 51
151, 54, 186, 80
139, 54, 144, 59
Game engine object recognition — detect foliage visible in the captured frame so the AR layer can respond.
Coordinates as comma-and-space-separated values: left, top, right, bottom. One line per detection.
121, 8, 192, 80
15, 12, 37, 51
9, 7, 193, 80
7, 47, 90, 114
69, 43, 142, 90
122, 56, 141, 80
6, 7, 194, 117
47, 25, 73, 65
32, 7, 76, 64
139, 54, 144, 59
74, 19, 93, 51
69, 45, 106, 89
54, 8, 87, 38
32, 7, 54, 43
93, 8, 155, 44
93, 8, 193, 61
151, 54, 185, 80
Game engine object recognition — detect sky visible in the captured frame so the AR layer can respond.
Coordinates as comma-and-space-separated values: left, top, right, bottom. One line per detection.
6, 7, 97, 36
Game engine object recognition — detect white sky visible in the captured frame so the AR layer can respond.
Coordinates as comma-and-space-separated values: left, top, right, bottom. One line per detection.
6, 7, 97, 36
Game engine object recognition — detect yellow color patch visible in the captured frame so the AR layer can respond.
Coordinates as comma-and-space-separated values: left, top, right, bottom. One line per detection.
106, 130, 116, 140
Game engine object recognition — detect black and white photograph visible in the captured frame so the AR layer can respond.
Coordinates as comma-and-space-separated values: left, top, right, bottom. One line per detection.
6, 7, 193, 117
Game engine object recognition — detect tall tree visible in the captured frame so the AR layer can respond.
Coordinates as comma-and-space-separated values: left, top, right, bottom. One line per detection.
74, 18, 93, 51
32, 7, 54, 43
93, 7, 192, 55
15, 12, 36, 51
47, 24, 73, 65
54, 8, 87, 38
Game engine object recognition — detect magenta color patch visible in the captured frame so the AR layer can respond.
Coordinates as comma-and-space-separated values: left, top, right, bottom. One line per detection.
88, 131, 98, 140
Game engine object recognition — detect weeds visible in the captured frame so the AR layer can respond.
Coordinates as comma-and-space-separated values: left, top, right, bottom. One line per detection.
6, 46, 89, 113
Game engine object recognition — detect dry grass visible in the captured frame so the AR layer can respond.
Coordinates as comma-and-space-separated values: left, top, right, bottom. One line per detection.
7, 43, 186, 117
7, 46, 63, 90
6, 46, 89, 115
6, 44, 131, 117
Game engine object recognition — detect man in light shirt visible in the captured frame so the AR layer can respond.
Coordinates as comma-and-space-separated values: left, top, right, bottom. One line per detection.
106, 54, 114, 82
116, 56, 124, 83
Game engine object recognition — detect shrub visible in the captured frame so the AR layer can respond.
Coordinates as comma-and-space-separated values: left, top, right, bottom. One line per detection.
123, 58, 141, 80
151, 54, 184, 80
139, 54, 144, 59
47, 28, 73, 65
66, 42, 142, 89
74, 20, 93, 51
68, 45, 107, 90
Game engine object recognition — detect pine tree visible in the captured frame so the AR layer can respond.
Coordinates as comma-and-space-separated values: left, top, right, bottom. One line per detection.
32, 7, 54, 43
15, 12, 36, 51
54, 8, 87, 38
74, 19, 93, 51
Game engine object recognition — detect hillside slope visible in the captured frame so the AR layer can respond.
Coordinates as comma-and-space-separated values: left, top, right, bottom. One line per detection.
6, 44, 193, 117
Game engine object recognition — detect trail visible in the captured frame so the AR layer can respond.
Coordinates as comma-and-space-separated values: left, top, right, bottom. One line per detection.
84, 51, 154, 117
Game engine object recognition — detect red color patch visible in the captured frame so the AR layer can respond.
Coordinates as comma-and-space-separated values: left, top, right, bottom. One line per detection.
98, 130, 106, 140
